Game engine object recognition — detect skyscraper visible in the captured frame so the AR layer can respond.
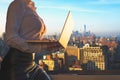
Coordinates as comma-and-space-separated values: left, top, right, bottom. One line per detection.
84, 25, 86, 33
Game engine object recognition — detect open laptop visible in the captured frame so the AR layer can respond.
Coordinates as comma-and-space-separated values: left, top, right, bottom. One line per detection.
26, 11, 74, 48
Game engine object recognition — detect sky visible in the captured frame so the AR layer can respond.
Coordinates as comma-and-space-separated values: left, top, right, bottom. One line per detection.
0, 0, 120, 37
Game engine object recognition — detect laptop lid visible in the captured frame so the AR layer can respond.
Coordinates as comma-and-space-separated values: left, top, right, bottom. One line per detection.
58, 11, 74, 48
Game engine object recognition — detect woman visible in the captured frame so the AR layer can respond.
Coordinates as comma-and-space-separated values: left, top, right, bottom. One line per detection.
0, 0, 60, 80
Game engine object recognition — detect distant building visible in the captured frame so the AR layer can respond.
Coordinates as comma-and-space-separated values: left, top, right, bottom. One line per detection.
117, 35, 120, 41
80, 44, 106, 70
66, 46, 80, 67
39, 52, 65, 71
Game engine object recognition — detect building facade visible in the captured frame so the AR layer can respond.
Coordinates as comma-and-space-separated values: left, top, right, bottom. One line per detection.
80, 44, 106, 70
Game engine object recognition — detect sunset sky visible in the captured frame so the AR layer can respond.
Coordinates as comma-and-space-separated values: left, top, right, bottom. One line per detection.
0, 0, 120, 36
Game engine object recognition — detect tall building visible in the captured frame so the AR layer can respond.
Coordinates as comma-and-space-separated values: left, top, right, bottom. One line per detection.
84, 25, 86, 33
80, 44, 106, 70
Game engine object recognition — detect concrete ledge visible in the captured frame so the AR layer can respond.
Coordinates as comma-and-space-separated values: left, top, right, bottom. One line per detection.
49, 70, 120, 75
50, 74, 120, 80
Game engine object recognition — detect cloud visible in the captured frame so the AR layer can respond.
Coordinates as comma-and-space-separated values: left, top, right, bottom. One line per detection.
90, 0, 120, 5
71, 7, 104, 13
38, 6, 104, 13
36, 0, 106, 13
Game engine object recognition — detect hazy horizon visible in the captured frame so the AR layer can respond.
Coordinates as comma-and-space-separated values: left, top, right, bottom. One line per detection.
0, 0, 120, 37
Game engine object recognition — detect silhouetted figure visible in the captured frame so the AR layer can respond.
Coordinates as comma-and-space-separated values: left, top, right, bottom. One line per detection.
72, 60, 81, 68
39, 60, 49, 72
52, 54, 61, 73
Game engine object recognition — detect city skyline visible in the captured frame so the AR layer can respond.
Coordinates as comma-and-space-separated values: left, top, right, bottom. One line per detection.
0, 0, 120, 37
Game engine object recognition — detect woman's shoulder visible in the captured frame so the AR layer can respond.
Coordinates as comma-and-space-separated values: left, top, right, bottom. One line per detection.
7, 0, 26, 15
8, 0, 25, 10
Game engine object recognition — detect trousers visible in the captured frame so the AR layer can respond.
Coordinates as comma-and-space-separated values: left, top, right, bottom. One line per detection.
0, 47, 51, 80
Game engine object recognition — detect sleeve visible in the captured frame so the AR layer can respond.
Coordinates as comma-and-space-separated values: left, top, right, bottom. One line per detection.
5, 2, 36, 53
